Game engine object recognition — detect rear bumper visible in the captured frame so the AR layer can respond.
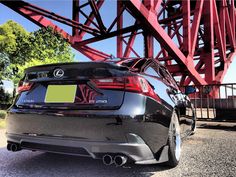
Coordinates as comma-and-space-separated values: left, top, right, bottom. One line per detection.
6, 93, 172, 164
6, 133, 169, 164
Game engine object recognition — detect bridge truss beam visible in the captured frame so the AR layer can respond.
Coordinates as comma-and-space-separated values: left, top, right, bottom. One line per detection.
1, 0, 236, 86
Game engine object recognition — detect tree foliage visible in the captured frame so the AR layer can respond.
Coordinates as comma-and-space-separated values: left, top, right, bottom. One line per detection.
0, 20, 31, 81
0, 86, 13, 105
0, 20, 74, 84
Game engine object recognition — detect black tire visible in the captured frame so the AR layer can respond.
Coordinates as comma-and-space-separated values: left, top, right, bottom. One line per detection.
166, 112, 181, 167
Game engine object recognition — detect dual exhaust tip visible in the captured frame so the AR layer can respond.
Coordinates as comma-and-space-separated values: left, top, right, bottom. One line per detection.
102, 154, 127, 166
7, 143, 21, 152
7, 143, 127, 166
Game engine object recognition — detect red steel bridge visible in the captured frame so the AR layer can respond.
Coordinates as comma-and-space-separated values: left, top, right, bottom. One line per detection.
1, 0, 236, 87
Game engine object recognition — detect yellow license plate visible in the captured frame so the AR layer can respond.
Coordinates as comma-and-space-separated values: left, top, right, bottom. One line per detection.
45, 85, 77, 103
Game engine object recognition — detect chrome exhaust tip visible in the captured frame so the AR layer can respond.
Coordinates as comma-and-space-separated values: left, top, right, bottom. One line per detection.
11, 144, 18, 152
7, 143, 21, 152
102, 154, 113, 165
114, 155, 127, 167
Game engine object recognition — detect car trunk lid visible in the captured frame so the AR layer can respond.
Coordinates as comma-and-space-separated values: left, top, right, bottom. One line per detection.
15, 62, 128, 110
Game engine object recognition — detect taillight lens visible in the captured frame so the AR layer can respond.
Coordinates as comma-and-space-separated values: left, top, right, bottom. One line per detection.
92, 77, 125, 89
93, 76, 160, 102
125, 76, 161, 102
17, 81, 33, 93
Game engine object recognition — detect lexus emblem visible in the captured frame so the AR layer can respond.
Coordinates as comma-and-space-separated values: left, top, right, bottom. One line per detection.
53, 68, 64, 78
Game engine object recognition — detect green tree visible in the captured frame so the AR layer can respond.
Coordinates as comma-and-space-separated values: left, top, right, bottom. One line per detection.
0, 20, 31, 80
0, 86, 12, 105
0, 20, 74, 84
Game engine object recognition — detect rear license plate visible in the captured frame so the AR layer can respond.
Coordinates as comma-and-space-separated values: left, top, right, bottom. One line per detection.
45, 85, 77, 103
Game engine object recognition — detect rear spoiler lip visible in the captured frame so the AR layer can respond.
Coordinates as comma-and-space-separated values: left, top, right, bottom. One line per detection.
25, 62, 128, 73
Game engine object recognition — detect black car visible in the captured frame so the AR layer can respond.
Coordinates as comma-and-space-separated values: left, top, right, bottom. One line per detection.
6, 58, 196, 167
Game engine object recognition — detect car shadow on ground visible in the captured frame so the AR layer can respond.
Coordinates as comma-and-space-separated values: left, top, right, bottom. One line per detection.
197, 123, 236, 131
0, 148, 172, 177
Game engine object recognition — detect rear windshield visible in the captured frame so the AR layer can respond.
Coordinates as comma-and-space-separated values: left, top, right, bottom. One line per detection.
118, 59, 147, 72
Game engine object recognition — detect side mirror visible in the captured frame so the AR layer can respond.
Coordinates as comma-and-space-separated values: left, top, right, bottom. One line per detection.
185, 86, 196, 95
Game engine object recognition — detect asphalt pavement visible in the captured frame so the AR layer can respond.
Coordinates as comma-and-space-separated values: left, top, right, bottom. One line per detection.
0, 122, 236, 177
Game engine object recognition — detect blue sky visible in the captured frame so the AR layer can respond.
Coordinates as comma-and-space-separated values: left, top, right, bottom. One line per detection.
0, 1, 236, 87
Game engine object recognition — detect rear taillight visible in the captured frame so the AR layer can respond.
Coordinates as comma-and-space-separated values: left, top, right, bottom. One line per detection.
92, 77, 125, 90
17, 81, 33, 93
125, 76, 160, 102
93, 76, 160, 102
